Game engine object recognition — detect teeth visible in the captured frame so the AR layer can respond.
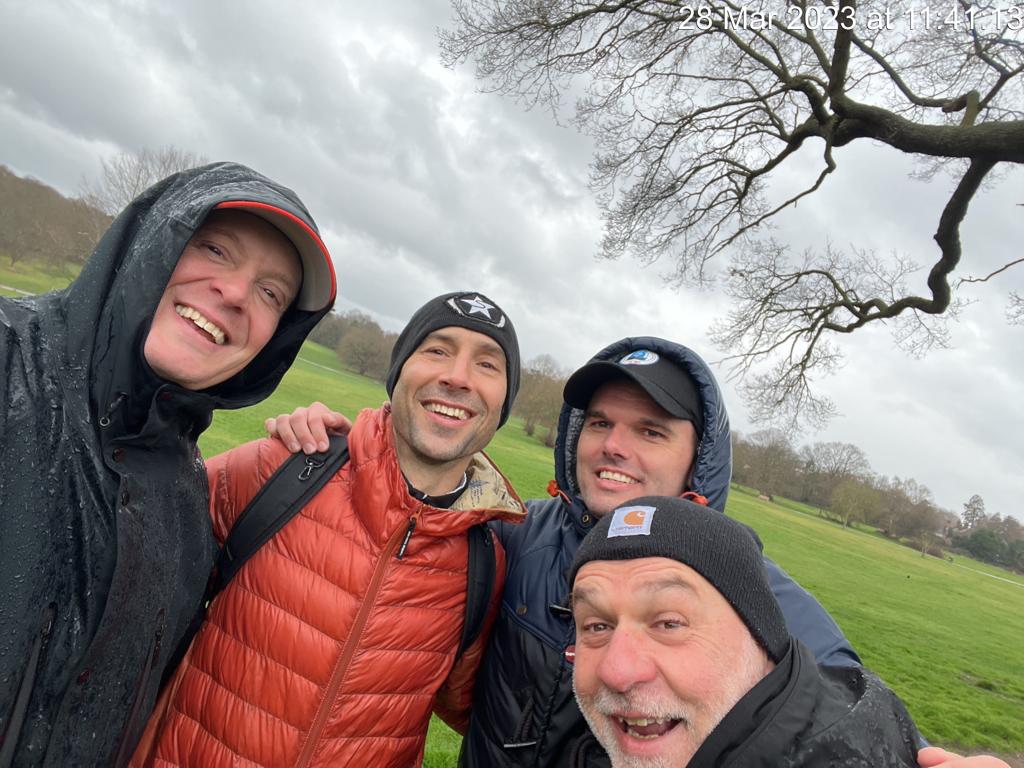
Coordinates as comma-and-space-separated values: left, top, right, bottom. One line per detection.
599, 470, 637, 484
175, 304, 226, 345
425, 403, 469, 420
623, 717, 664, 727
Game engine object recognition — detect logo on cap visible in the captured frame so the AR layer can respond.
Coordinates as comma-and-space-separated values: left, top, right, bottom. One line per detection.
619, 350, 659, 366
607, 505, 656, 537
448, 294, 507, 328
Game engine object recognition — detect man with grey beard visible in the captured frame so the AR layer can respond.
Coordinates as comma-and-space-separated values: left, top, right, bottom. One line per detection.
567, 494, 923, 767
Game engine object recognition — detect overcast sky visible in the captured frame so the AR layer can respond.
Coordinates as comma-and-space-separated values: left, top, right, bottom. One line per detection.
2, 0, 1021, 521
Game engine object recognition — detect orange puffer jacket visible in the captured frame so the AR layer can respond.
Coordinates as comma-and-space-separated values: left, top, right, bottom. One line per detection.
132, 406, 526, 767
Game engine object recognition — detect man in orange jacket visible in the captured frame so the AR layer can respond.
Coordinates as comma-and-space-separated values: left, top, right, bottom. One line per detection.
132, 291, 527, 768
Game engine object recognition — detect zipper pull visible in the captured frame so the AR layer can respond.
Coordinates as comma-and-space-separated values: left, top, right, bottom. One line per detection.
396, 517, 417, 560
98, 392, 127, 428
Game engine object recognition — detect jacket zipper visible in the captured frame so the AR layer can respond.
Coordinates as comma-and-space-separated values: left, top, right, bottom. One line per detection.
0, 606, 54, 768
294, 514, 418, 767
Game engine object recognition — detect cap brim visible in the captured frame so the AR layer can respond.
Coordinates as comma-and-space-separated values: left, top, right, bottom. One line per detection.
563, 360, 692, 420
215, 200, 336, 312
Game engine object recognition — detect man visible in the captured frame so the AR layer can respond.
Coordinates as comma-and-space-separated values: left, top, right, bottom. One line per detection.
567, 494, 922, 767
269, 336, 860, 764
0, 162, 335, 766
133, 291, 527, 767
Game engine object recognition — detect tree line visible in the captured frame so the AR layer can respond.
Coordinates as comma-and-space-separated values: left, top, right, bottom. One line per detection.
733, 430, 1023, 572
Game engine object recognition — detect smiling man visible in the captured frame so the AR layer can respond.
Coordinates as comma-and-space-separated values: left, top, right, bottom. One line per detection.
568, 494, 922, 767
133, 291, 527, 768
0, 162, 335, 767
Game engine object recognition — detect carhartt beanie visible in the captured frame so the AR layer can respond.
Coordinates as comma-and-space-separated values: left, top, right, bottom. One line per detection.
385, 291, 520, 426
568, 495, 790, 662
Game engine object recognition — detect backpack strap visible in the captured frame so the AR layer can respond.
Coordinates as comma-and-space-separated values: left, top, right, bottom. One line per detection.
457, 523, 496, 659
161, 434, 349, 688
214, 434, 349, 593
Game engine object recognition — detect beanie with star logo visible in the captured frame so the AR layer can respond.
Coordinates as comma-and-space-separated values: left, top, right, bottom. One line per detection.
385, 291, 521, 426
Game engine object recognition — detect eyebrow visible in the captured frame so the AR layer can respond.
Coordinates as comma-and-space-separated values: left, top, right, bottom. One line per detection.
425, 331, 505, 359
584, 407, 680, 432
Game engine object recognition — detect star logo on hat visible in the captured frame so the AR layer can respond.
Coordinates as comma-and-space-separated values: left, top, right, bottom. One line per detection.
461, 295, 496, 318
448, 293, 507, 327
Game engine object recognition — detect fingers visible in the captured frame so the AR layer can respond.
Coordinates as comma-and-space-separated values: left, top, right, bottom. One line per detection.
265, 403, 350, 454
917, 748, 1010, 768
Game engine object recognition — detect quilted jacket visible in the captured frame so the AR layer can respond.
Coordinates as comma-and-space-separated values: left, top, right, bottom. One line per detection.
132, 405, 526, 767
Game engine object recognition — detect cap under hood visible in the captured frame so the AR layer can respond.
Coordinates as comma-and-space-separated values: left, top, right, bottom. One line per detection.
555, 336, 732, 512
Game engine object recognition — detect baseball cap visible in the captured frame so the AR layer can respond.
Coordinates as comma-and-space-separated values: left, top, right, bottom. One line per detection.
563, 348, 704, 436
214, 200, 336, 312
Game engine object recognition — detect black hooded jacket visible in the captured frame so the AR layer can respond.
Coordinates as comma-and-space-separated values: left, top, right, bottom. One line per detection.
0, 163, 332, 767
565, 641, 919, 768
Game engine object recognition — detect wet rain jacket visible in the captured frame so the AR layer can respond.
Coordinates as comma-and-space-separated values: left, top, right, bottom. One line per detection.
565, 641, 918, 767
460, 337, 862, 768
0, 163, 332, 767
133, 405, 527, 768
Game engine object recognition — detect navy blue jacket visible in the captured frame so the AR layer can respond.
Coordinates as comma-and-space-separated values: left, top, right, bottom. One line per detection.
460, 337, 860, 767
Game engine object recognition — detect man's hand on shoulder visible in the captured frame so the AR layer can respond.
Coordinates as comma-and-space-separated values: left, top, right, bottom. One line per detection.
918, 747, 1010, 768
265, 402, 351, 454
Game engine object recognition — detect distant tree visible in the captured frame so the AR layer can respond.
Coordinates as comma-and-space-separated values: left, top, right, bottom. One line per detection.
444, 0, 1024, 428
514, 354, 565, 440
802, 441, 871, 508
961, 494, 987, 529
961, 527, 1008, 564
336, 325, 393, 380
79, 145, 208, 215
742, 429, 799, 498
830, 478, 880, 528
308, 312, 347, 350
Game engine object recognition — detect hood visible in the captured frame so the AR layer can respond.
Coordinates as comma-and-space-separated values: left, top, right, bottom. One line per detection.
55, 161, 335, 435
554, 336, 732, 512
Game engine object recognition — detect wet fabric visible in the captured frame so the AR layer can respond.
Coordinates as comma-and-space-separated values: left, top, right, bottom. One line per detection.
460, 336, 861, 768
0, 163, 331, 767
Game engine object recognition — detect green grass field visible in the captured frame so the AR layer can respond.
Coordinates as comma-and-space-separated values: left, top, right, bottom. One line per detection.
5, 267, 1023, 761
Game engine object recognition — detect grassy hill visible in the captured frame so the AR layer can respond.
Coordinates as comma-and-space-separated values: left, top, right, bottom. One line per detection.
3, 269, 1022, 761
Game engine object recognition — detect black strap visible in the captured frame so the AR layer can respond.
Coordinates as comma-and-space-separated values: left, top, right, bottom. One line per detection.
458, 523, 496, 659
161, 435, 349, 688
163, 433, 495, 690
214, 434, 349, 593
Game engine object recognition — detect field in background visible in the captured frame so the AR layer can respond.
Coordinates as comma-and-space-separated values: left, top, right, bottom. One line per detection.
4, 269, 1022, 759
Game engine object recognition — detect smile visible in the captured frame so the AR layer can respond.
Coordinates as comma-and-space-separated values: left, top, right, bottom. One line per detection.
598, 470, 638, 484
175, 304, 227, 345
424, 402, 470, 421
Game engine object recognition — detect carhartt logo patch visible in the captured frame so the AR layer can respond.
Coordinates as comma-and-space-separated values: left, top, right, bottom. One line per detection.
619, 350, 659, 366
447, 293, 506, 327
607, 505, 655, 537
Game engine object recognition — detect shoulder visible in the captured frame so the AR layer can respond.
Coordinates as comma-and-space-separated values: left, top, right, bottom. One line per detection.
206, 437, 294, 502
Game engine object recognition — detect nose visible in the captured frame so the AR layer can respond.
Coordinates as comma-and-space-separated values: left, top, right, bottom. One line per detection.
210, 271, 251, 310
600, 424, 630, 461
595, 625, 657, 694
439, 350, 473, 391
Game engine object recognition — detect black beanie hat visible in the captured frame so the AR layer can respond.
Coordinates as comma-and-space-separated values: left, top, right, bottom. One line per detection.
385, 291, 521, 426
568, 495, 790, 662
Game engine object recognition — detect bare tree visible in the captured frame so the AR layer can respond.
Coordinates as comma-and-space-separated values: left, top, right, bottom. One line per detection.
515, 354, 567, 443
830, 477, 880, 528
443, 0, 1024, 427
79, 145, 208, 215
